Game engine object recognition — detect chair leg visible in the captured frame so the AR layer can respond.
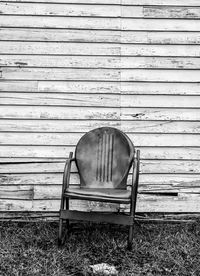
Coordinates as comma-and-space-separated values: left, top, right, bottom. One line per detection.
58, 217, 64, 246
128, 224, 134, 250
127, 195, 136, 249
58, 198, 70, 246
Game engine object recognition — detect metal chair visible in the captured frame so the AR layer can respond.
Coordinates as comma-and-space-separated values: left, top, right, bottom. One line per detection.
58, 127, 140, 249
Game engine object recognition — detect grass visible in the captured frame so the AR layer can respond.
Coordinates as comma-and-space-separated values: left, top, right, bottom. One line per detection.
0, 220, 200, 275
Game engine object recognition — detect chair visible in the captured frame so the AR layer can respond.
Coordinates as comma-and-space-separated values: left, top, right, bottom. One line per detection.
58, 127, 140, 249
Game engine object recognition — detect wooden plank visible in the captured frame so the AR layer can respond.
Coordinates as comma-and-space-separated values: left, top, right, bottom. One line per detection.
2, 0, 200, 6
121, 31, 200, 44
121, 95, 200, 108
3, 29, 200, 45
0, 80, 39, 92
0, 15, 121, 30
2, 81, 200, 95
0, 185, 34, 199
1, 173, 200, 187
0, 162, 66, 174
143, 7, 200, 19
0, 199, 32, 211
3, 56, 200, 69
0, 174, 64, 185
3, 94, 200, 108
121, 108, 200, 121
121, 83, 200, 95
123, 121, 200, 133
2, 42, 200, 57
3, 1, 121, 4
122, 0, 200, 6
140, 174, 200, 186
2, 117, 200, 133
3, 68, 200, 82
120, 134, 200, 147
0, 55, 120, 68
0, 158, 65, 163
141, 160, 200, 174
122, 19, 200, 31
1, 3, 163, 19
0, 42, 120, 55
0, 93, 120, 107
0, 81, 120, 93
121, 45, 200, 57
1, 68, 120, 81
1, 129, 200, 146
0, 146, 74, 158
121, 70, 200, 82
0, 106, 120, 120
0, 3, 122, 17
0, 133, 80, 146
140, 186, 200, 194
0, 120, 120, 132
135, 194, 200, 213
0, 211, 59, 221
2, 16, 200, 31
0, 211, 59, 220
0, 159, 200, 174
2, 3, 150, 19
13, 4, 200, 20
0, 146, 200, 160
9, 3, 190, 20
0, 28, 121, 43
121, 57, 200, 69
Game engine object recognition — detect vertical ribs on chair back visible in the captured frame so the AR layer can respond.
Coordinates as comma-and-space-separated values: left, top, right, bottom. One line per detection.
75, 127, 135, 189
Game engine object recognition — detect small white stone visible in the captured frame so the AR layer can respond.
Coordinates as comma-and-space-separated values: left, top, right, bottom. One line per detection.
89, 263, 118, 275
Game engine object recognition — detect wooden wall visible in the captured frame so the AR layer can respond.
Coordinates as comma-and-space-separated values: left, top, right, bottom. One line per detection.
1, 0, 200, 219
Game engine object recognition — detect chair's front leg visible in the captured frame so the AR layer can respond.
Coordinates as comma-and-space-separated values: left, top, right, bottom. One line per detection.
58, 152, 73, 246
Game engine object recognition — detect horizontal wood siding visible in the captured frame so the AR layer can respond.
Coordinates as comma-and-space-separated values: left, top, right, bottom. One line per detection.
0, 0, 200, 218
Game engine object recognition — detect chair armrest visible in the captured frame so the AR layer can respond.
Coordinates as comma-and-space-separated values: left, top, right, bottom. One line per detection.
62, 152, 74, 191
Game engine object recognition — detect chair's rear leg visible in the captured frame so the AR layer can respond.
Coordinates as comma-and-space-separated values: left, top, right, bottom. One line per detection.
128, 150, 140, 249
128, 224, 134, 250
128, 192, 136, 250
58, 217, 64, 246
65, 197, 70, 234
128, 200, 134, 250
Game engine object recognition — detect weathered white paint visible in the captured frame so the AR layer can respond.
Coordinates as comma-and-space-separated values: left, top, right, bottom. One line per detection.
0, 0, 200, 216
2, 28, 200, 44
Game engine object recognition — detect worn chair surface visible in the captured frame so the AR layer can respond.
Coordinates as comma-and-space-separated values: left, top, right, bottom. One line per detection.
58, 127, 140, 249
75, 127, 134, 189
65, 127, 134, 201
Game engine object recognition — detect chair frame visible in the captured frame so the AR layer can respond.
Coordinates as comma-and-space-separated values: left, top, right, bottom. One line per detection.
58, 134, 140, 249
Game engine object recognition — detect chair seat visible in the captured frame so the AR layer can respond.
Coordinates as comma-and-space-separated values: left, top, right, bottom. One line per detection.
64, 187, 131, 203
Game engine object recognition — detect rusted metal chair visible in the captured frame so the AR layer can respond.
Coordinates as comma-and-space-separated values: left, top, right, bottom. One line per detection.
58, 127, 140, 249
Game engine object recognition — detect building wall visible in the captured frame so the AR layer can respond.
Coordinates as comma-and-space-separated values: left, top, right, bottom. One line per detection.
0, 0, 200, 219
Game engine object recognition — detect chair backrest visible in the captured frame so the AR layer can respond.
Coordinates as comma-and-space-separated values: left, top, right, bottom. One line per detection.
75, 127, 135, 189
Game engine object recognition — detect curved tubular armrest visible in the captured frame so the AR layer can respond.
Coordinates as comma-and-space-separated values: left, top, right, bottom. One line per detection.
130, 150, 140, 214
62, 152, 74, 191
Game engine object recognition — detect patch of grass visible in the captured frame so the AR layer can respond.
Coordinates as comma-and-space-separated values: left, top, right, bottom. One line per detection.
0, 221, 200, 275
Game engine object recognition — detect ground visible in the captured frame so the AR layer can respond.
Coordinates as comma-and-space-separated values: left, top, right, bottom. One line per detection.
0, 221, 199, 275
